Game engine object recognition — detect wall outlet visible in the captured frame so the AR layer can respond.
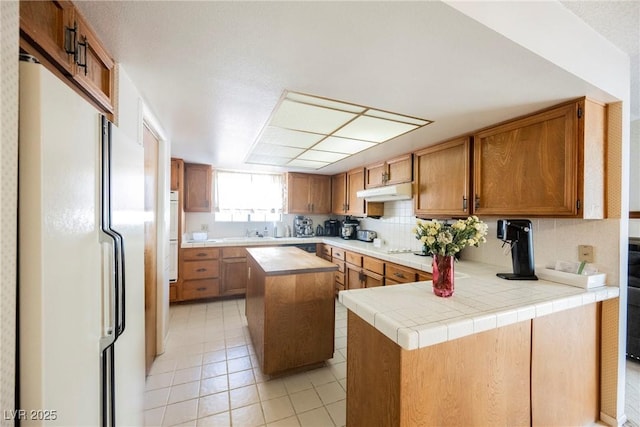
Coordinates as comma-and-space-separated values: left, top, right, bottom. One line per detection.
578, 245, 594, 263
200, 224, 208, 231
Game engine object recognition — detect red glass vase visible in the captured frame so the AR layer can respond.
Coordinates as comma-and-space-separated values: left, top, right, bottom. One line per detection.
432, 254, 454, 297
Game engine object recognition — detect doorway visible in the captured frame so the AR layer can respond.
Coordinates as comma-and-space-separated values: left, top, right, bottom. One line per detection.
143, 124, 159, 374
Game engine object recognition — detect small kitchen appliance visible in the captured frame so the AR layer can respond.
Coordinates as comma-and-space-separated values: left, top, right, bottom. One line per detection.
293, 215, 314, 237
340, 217, 360, 240
324, 219, 340, 237
356, 230, 377, 242
496, 219, 538, 280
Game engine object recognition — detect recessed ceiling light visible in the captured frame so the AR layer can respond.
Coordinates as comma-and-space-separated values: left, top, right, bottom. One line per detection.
246, 91, 433, 170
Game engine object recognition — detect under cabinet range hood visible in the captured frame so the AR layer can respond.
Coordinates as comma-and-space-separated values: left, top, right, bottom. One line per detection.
356, 182, 413, 202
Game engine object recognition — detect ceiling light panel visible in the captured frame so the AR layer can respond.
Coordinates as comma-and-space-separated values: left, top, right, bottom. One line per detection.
313, 136, 378, 154
298, 150, 350, 162
259, 127, 325, 148
333, 116, 418, 142
246, 91, 433, 170
270, 99, 357, 134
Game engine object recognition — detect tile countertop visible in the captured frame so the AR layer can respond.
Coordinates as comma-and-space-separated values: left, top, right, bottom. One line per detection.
338, 260, 619, 351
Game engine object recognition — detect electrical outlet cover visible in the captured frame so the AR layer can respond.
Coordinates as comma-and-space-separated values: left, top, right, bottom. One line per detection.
578, 245, 594, 263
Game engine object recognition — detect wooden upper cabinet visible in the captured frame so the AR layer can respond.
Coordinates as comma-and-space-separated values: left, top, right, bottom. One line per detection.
286, 173, 331, 214
346, 168, 384, 218
332, 173, 347, 215
72, 11, 115, 113
170, 158, 183, 192
414, 137, 471, 217
473, 98, 605, 218
19, 0, 115, 114
20, 0, 75, 73
184, 163, 212, 212
365, 154, 413, 188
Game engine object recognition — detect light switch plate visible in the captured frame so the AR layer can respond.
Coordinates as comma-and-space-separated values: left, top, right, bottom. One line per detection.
578, 245, 594, 263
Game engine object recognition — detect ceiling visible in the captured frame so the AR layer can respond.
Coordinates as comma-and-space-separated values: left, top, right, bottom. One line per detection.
75, 1, 639, 175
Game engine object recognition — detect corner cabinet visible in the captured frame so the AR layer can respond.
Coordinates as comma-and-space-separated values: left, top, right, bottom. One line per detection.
473, 98, 605, 218
286, 173, 331, 214
184, 163, 212, 212
414, 137, 471, 218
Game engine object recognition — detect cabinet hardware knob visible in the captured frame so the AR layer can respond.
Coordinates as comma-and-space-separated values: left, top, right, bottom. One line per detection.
197, 253, 207, 257
474, 195, 480, 210
64, 23, 78, 56
394, 272, 405, 278
462, 196, 468, 210
196, 268, 207, 272
197, 287, 206, 291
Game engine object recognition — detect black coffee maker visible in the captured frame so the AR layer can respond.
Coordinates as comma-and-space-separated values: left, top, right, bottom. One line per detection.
496, 219, 538, 280
324, 219, 340, 237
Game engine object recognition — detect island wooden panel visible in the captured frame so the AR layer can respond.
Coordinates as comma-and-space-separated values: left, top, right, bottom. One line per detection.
531, 303, 600, 426
246, 248, 337, 375
347, 311, 531, 426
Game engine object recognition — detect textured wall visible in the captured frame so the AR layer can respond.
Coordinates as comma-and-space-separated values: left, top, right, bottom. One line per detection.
0, 1, 18, 424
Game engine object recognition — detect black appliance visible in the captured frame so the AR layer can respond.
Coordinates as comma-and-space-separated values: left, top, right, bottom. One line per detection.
284, 243, 317, 253
496, 219, 538, 280
324, 219, 340, 237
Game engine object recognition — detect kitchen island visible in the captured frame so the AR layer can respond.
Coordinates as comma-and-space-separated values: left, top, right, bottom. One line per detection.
339, 261, 620, 426
246, 246, 338, 375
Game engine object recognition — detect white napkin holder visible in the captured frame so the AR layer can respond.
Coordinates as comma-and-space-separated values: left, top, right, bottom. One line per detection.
536, 265, 606, 289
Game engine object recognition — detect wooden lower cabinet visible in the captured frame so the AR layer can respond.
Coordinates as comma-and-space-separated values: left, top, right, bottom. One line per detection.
220, 247, 248, 296
346, 301, 604, 426
180, 247, 220, 302
385, 262, 417, 285
531, 303, 600, 426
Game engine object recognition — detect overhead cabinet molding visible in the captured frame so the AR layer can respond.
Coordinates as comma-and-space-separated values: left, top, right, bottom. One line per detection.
20, 0, 115, 115
473, 98, 606, 218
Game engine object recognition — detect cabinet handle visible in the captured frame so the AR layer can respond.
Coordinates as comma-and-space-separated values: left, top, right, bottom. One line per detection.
197, 287, 206, 291
196, 268, 207, 272
394, 272, 405, 278
64, 23, 77, 56
474, 195, 480, 210
76, 37, 88, 76
196, 252, 207, 257
462, 196, 467, 211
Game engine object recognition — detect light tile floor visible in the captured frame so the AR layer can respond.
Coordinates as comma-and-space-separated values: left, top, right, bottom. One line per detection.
146, 297, 640, 427
144, 298, 348, 427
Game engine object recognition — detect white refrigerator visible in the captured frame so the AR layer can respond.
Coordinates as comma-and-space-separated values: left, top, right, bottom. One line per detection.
18, 57, 145, 426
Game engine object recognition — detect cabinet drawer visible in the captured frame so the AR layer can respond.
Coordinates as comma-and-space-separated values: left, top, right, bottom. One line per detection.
222, 247, 246, 258
332, 248, 345, 260
363, 256, 385, 275
321, 245, 332, 257
417, 271, 433, 282
183, 260, 219, 280
333, 260, 345, 273
181, 279, 220, 300
386, 263, 417, 283
335, 271, 345, 285
183, 247, 219, 261
345, 251, 362, 267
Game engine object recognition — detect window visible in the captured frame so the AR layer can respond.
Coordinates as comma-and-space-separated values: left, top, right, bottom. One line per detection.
214, 170, 284, 222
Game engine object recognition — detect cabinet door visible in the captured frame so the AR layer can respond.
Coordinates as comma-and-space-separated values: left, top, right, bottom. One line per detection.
20, 0, 76, 74
415, 137, 470, 217
287, 173, 311, 213
73, 11, 115, 113
346, 265, 364, 290
170, 158, 182, 191
332, 173, 347, 214
386, 154, 413, 185
474, 103, 578, 216
365, 162, 386, 188
309, 175, 332, 214
346, 168, 365, 216
221, 257, 248, 295
184, 163, 212, 212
